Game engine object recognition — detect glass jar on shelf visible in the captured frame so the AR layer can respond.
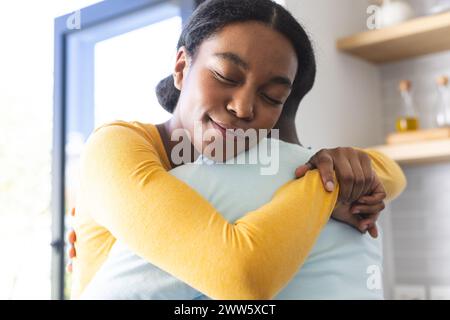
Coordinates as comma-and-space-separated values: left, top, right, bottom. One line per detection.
396, 80, 420, 132
435, 75, 450, 128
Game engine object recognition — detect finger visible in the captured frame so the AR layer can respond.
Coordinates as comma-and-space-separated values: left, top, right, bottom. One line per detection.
372, 175, 387, 198
351, 202, 386, 215
368, 224, 379, 239
359, 153, 374, 197
348, 154, 366, 202
358, 212, 381, 233
306, 150, 336, 191
68, 230, 76, 244
357, 191, 386, 205
335, 157, 354, 203
295, 162, 314, 179
358, 193, 386, 205
356, 213, 372, 219
314, 155, 336, 192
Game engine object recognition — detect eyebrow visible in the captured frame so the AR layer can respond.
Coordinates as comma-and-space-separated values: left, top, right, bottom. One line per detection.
213, 51, 293, 89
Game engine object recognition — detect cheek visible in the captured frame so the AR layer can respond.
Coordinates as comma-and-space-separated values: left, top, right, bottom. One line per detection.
257, 106, 283, 129
183, 71, 227, 124
178, 75, 211, 124
197, 70, 229, 107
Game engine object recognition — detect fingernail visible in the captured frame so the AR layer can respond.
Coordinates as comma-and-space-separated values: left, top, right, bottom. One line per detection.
359, 199, 366, 204
326, 181, 334, 191
353, 210, 360, 214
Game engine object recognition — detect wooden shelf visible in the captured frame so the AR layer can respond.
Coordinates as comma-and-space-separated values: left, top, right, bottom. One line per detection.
337, 12, 450, 64
372, 138, 450, 165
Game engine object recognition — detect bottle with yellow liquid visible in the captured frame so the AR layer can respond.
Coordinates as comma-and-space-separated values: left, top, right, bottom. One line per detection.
396, 80, 420, 132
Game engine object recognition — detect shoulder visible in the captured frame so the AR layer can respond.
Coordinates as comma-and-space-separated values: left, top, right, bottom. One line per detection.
276, 139, 315, 164
81, 120, 166, 171
83, 120, 164, 156
90, 120, 158, 145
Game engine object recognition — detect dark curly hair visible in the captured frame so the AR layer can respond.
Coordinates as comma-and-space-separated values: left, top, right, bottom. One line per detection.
156, 0, 316, 119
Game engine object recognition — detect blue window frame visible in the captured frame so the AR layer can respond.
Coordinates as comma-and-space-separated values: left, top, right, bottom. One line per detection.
52, 0, 198, 299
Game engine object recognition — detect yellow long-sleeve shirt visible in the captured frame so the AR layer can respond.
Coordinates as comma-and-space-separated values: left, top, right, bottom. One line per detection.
71, 120, 406, 300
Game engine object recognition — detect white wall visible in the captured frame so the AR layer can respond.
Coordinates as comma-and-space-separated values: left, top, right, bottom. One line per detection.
285, 0, 383, 149
284, 0, 396, 297
285, 0, 450, 300
379, 49, 450, 300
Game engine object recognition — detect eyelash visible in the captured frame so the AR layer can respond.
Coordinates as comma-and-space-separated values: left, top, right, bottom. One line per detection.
213, 71, 283, 106
262, 95, 283, 106
213, 71, 238, 85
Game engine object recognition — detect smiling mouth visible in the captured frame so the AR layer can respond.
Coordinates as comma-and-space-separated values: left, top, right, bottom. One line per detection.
209, 118, 247, 138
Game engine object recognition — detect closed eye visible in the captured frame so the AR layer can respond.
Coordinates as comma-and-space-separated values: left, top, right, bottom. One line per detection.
213, 71, 239, 85
213, 70, 283, 106
262, 94, 283, 106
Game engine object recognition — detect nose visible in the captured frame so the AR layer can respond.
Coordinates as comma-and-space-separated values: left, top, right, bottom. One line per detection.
226, 91, 254, 121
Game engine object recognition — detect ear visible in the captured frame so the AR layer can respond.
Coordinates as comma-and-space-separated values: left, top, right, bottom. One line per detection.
173, 46, 190, 91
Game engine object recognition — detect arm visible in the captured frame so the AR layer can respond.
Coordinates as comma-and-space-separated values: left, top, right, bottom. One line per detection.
358, 148, 407, 203
78, 123, 339, 300
296, 147, 406, 204
294, 146, 407, 238
341, 148, 406, 238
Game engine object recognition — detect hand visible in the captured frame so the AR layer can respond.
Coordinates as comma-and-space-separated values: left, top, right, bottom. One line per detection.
331, 172, 386, 238
295, 147, 374, 204
66, 207, 77, 273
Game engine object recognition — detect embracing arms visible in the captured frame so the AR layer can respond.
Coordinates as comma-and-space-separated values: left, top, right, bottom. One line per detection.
76, 123, 338, 299
74, 122, 406, 299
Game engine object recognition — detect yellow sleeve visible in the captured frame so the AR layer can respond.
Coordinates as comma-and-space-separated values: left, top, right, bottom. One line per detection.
78, 122, 339, 300
356, 148, 407, 202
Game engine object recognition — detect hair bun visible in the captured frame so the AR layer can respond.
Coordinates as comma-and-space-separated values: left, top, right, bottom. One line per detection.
155, 75, 180, 113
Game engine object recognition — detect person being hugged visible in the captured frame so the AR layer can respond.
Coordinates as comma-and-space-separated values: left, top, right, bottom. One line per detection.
70, 0, 406, 300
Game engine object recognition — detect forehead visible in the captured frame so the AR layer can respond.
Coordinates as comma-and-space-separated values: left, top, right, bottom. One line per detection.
197, 21, 298, 80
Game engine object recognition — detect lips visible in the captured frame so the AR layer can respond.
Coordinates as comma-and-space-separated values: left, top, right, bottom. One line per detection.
210, 119, 228, 138
213, 120, 237, 131
208, 116, 248, 139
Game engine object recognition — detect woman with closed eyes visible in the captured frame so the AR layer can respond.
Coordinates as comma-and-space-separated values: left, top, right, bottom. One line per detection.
69, 0, 406, 300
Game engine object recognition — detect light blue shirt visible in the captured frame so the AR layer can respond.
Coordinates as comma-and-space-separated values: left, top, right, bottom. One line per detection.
81, 138, 384, 299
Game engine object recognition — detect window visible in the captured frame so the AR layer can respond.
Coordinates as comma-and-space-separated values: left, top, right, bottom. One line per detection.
0, 0, 103, 300
54, 0, 195, 299
94, 16, 180, 127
